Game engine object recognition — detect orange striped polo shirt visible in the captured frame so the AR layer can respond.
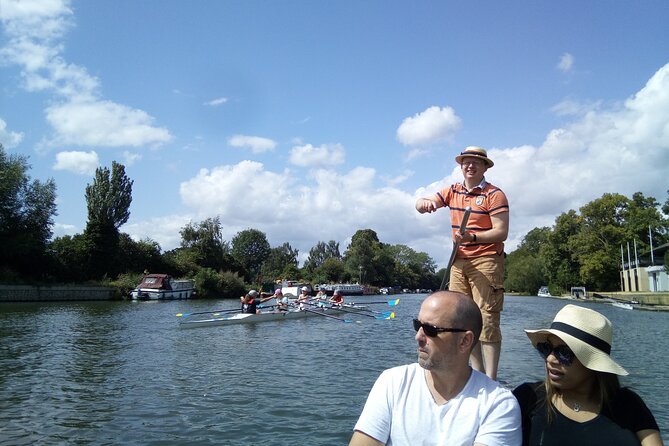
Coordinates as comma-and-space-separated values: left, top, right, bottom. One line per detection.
433, 180, 509, 259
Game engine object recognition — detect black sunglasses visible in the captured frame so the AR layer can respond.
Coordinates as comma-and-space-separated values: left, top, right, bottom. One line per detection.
412, 319, 467, 337
535, 341, 576, 366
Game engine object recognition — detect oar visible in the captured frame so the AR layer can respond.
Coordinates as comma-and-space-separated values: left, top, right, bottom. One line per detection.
440, 206, 472, 291
300, 301, 394, 320
359, 298, 400, 306
331, 305, 395, 320
176, 304, 277, 317
294, 305, 360, 323
176, 308, 239, 317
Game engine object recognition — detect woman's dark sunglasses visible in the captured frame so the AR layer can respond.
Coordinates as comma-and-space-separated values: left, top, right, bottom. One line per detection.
536, 341, 576, 366
412, 319, 467, 337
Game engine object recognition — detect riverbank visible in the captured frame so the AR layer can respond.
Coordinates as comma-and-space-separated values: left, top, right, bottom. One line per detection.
520, 291, 669, 312
0, 284, 115, 302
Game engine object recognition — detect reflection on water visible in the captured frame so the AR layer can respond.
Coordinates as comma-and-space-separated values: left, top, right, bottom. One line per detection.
1, 296, 667, 444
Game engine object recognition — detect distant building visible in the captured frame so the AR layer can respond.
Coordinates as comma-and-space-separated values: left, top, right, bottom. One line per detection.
620, 242, 668, 292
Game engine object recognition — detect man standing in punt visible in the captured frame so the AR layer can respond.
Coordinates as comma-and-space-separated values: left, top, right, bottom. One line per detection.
415, 146, 509, 381
349, 291, 521, 445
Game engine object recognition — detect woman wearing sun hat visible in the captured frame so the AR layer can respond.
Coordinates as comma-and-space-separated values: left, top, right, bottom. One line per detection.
512, 304, 662, 446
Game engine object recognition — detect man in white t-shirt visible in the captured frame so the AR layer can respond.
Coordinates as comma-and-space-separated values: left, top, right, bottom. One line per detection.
349, 291, 521, 446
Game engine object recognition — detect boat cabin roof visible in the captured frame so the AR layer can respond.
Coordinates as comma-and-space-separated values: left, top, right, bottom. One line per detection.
138, 274, 172, 290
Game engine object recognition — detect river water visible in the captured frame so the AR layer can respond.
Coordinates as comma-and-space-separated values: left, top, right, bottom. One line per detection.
1, 295, 667, 445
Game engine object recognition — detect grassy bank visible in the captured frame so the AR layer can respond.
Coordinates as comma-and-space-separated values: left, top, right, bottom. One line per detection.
509, 291, 669, 305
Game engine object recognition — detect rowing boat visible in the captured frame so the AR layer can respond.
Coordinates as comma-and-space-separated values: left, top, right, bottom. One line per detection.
178, 304, 366, 328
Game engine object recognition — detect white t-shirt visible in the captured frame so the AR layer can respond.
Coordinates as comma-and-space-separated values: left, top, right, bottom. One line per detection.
353, 363, 521, 446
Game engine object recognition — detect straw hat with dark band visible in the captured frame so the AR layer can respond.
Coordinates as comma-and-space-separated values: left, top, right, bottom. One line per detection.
455, 146, 494, 168
525, 304, 628, 376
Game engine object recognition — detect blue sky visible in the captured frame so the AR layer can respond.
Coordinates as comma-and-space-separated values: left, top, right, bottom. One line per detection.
1, 0, 669, 269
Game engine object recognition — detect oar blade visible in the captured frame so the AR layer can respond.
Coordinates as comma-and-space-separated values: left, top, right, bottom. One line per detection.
388, 299, 400, 306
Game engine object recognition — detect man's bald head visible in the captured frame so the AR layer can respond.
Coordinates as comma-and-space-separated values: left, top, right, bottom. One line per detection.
421, 291, 482, 343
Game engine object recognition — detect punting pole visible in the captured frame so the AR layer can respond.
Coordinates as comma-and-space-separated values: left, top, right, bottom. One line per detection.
440, 206, 472, 291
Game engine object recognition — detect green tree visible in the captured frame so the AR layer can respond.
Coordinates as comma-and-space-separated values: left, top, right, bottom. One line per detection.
303, 240, 341, 273
313, 257, 346, 283
85, 161, 132, 230
517, 227, 552, 256
504, 251, 545, 294
231, 229, 271, 282
0, 145, 57, 280
504, 227, 551, 293
385, 244, 437, 289
625, 192, 669, 256
260, 242, 299, 282
344, 229, 380, 284
179, 217, 232, 271
49, 234, 90, 282
540, 210, 581, 293
84, 161, 133, 279
571, 193, 630, 290
117, 234, 165, 274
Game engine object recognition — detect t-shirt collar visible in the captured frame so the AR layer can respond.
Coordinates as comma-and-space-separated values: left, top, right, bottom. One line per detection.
461, 177, 487, 192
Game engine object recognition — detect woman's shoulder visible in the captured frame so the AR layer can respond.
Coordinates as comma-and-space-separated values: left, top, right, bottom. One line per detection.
612, 386, 652, 407
512, 381, 545, 407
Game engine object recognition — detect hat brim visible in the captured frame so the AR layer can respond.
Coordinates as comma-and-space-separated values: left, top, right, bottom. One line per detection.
525, 329, 628, 376
455, 154, 494, 168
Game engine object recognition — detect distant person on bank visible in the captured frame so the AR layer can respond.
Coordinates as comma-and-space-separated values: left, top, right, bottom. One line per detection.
349, 291, 521, 446
513, 304, 663, 446
415, 146, 509, 381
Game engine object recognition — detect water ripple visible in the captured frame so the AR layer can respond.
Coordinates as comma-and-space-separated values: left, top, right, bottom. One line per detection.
1, 296, 667, 444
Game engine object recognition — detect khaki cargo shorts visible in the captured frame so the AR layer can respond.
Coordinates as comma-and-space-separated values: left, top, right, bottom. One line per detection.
449, 254, 505, 342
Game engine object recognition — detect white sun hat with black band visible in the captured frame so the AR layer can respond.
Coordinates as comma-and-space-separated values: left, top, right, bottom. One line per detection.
525, 304, 628, 376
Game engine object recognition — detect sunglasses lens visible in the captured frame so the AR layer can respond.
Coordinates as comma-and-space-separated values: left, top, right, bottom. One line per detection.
413, 319, 437, 337
423, 325, 437, 337
536, 342, 552, 359
554, 345, 575, 365
536, 342, 575, 366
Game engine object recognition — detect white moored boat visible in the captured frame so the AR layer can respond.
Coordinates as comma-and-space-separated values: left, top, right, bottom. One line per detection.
537, 286, 552, 297
131, 274, 195, 300
611, 301, 634, 310
319, 283, 365, 296
280, 280, 313, 297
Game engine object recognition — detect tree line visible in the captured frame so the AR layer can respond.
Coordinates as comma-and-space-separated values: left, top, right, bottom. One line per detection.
0, 145, 439, 298
505, 191, 669, 295
2, 144, 667, 298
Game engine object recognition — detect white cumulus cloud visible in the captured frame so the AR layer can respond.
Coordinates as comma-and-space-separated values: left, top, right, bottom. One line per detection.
228, 135, 277, 153
397, 106, 462, 147
289, 143, 345, 167
44, 100, 172, 147
53, 150, 99, 175
0, 0, 172, 149
0, 118, 24, 148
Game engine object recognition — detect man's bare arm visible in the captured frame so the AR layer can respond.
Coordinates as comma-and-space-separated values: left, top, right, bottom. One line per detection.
349, 431, 385, 446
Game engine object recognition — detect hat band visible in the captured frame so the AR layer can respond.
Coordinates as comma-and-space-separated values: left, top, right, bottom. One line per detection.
460, 151, 487, 158
550, 321, 611, 354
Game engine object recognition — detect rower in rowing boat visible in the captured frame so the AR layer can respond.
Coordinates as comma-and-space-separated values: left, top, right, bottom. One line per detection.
274, 289, 289, 312
329, 289, 344, 305
240, 289, 274, 314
